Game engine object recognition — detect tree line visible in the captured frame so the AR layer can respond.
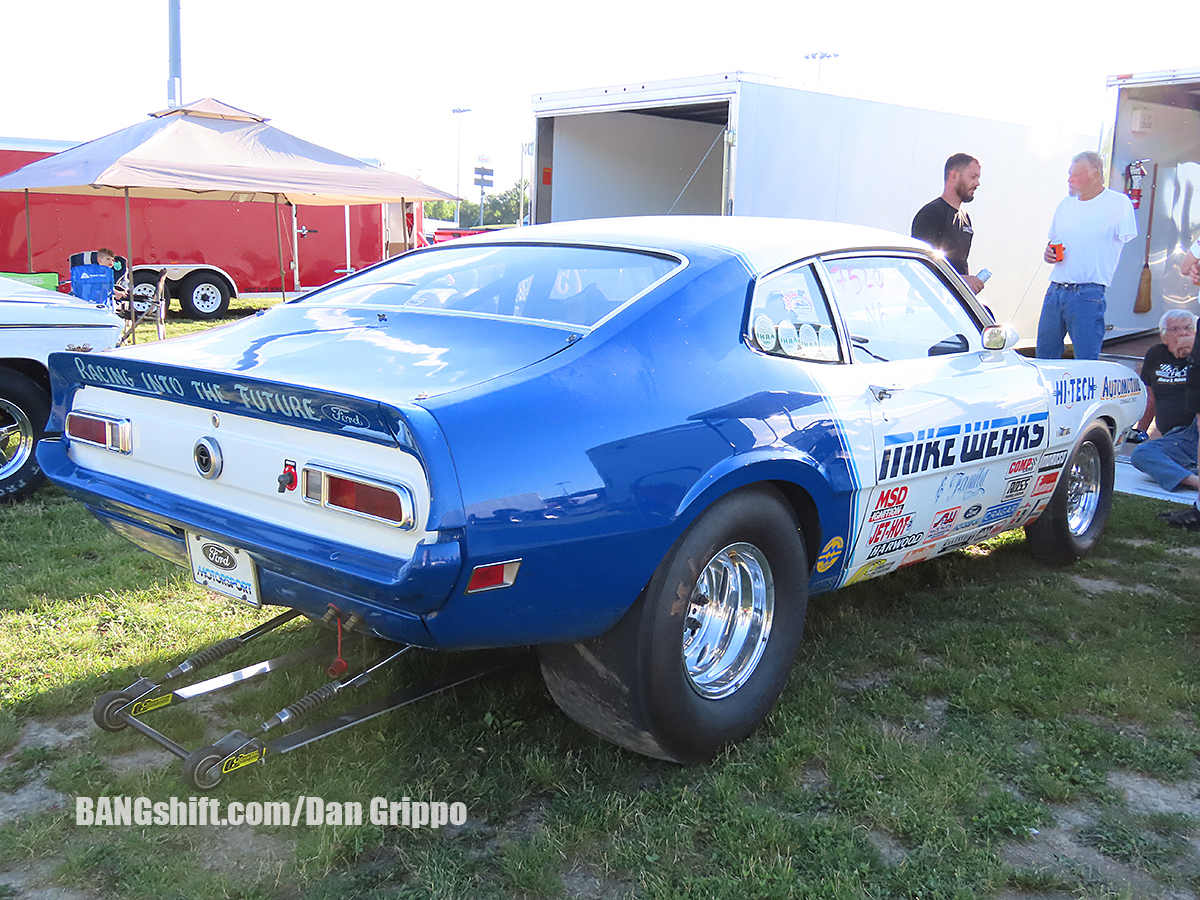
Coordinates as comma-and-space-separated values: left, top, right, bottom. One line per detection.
424, 180, 531, 227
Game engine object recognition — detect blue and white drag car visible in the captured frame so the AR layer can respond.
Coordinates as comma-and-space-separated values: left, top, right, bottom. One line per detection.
39, 217, 1145, 763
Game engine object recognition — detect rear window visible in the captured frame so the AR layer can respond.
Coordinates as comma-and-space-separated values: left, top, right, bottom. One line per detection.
299, 244, 680, 329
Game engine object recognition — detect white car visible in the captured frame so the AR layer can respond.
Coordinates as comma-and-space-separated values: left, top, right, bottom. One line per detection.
0, 275, 121, 501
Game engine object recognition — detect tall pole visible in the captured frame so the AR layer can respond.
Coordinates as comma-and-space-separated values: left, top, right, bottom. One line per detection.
804, 51, 839, 87
167, 0, 182, 107
452, 108, 470, 226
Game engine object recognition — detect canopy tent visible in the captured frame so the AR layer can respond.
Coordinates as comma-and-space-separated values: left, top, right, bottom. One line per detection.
0, 99, 457, 296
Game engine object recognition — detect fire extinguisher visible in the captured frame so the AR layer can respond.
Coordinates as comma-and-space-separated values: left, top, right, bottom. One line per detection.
1125, 158, 1150, 208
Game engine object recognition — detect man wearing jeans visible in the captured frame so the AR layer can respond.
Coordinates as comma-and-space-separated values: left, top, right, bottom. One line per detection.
1130, 310, 1198, 493
1036, 151, 1137, 360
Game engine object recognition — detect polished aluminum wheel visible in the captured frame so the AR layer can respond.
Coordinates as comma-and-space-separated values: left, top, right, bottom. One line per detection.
0, 398, 34, 482
1065, 441, 1102, 535
682, 542, 774, 699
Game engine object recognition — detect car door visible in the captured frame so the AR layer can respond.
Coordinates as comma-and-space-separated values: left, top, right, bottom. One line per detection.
818, 254, 1050, 580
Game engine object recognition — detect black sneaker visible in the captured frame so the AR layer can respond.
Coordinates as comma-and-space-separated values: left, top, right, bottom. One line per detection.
1161, 505, 1200, 531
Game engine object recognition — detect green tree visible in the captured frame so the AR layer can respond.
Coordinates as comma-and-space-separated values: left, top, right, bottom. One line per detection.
423, 180, 530, 227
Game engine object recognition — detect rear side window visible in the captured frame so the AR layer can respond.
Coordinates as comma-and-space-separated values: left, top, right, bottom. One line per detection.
747, 264, 841, 362
299, 244, 680, 329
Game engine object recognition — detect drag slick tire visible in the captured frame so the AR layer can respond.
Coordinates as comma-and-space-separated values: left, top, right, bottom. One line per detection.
1024, 421, 1114, 565
0, 369, 50, 503
539, 484, 808, 763
179, 273, 231, 320
183, 745, 226, 791
92, 691, 134, 732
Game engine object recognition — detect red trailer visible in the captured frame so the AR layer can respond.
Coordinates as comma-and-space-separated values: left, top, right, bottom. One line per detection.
0, 139, 421, 318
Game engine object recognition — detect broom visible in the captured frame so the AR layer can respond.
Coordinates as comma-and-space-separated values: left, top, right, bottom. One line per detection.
1134, 163, 1158, 314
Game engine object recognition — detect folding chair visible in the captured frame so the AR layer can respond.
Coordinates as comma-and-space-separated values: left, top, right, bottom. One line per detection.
69, 251, 123, 310
118, 268, 168, 345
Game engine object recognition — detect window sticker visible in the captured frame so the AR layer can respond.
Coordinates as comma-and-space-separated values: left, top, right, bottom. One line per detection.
799, 323, 819, 357
753, 314, 777, 351
777, 320, 799, 356
818, 326, 838, 360
782, 289, 815, 320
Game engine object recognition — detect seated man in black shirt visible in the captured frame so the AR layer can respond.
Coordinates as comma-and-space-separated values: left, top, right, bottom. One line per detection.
912, 153, 984, 294
1131, 310, 1199, 492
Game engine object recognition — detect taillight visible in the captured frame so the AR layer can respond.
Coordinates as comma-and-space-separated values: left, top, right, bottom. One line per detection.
465, 560, 522, 593
301, 465, 415, 529
65, 412, 132, 454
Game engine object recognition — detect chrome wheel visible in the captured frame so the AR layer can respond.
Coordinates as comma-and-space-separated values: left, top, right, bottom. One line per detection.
0, 397, 34, 482
1065, 441, 1102, 535
682, 542, 774, 699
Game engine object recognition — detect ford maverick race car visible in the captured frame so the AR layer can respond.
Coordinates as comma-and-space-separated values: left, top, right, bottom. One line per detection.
39, 217, 1145, 764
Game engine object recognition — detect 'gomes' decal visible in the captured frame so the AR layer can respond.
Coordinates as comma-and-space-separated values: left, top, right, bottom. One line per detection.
879, 414, 1047, 482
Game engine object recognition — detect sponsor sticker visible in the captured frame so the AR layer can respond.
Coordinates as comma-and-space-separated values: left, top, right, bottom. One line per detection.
777, 320, 799, 356
900, 545, 935, 568
870, 514, 913, 545
1004, 476, 1032, 499
869, 485, 908, 523
845, 559, 894, 584
1007, 456, 1037, 477
981, 499, 1021, 526
927, 507, 960, 541
1039, 449, 1068, 471
867, 532, 924, 559
816, 536, 844, 572
1052, 374, 1096, 408
1032, 472, 1059, 496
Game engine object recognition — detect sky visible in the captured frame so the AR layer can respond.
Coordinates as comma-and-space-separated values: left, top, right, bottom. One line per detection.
2, 0, 1199, 201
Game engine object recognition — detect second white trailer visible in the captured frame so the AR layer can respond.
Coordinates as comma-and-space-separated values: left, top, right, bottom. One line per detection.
532, 72, 1096, 342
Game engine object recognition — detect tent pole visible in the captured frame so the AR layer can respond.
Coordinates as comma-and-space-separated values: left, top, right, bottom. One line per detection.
275, 194, 286, 302
125, 188, 135, 343
24, 190, 32, 272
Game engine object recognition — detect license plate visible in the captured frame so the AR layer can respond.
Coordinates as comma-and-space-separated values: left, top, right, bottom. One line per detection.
186, 532, 262, 608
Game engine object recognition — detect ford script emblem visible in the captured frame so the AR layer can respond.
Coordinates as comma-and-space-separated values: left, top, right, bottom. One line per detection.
964, 504, 983, 519
322, 405, 370, 429
202, 543, 237, 570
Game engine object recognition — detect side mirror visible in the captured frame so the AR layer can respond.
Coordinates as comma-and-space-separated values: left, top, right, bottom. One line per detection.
982, 324, 1019, 352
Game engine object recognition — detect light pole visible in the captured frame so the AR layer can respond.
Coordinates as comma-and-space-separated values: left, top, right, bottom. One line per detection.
804, 52, 839, 87
452, 108, 471, 226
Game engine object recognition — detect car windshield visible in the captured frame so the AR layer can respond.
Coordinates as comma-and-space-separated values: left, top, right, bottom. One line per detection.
299, 244, 680, 329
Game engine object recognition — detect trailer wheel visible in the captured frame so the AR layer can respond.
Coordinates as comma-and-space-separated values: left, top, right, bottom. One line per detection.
539, 484, 808, 763
92, 691, 134, 732
182, 745, 226, 791
1024, 421, 1115, 564
0, 370, 50, 503
127, 271, 162, 319
179, 273, 231, 320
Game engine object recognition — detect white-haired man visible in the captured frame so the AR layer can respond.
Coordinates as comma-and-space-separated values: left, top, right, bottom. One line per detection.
1161, 248, 1200, 530
1130, 310, 1199, 494
1036, 151, 1137, 360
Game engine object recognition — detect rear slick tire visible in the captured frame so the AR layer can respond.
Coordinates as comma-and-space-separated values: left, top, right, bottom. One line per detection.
539, 484, 808, 763
1024, 421, 1114, 564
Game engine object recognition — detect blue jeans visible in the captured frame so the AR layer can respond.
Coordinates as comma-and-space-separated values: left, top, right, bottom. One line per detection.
1036, 282, 1106, 360
1130, 419, 1200, 491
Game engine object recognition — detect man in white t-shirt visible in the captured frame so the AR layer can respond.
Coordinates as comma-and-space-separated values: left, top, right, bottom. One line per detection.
1035, 151, 1138, 360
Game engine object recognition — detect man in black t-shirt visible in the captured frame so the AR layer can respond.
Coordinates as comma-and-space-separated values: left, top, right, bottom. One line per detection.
1132, 310, 1198, 493
911, 153, 984, 293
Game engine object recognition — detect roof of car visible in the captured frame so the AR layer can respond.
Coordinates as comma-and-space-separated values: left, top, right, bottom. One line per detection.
453, 216, 932, 276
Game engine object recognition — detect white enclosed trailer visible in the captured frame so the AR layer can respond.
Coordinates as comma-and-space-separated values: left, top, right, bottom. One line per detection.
1102, 69, 1200, 338
532, 72, 1094, 341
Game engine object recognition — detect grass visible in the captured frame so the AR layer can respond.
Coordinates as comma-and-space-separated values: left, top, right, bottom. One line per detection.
4, 302, 1200, 897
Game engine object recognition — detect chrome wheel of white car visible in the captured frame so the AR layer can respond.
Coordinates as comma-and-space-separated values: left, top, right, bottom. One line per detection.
683, 542, 774, 699
540, 485, 808, 764
1025, 421, 1114, 564
1064, 440, 1103, 536
0, 370, 50, 503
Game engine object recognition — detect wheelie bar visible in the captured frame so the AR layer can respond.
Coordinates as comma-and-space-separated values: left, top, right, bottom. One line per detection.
184, 651, 521, 790
89, 607, 523, 790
